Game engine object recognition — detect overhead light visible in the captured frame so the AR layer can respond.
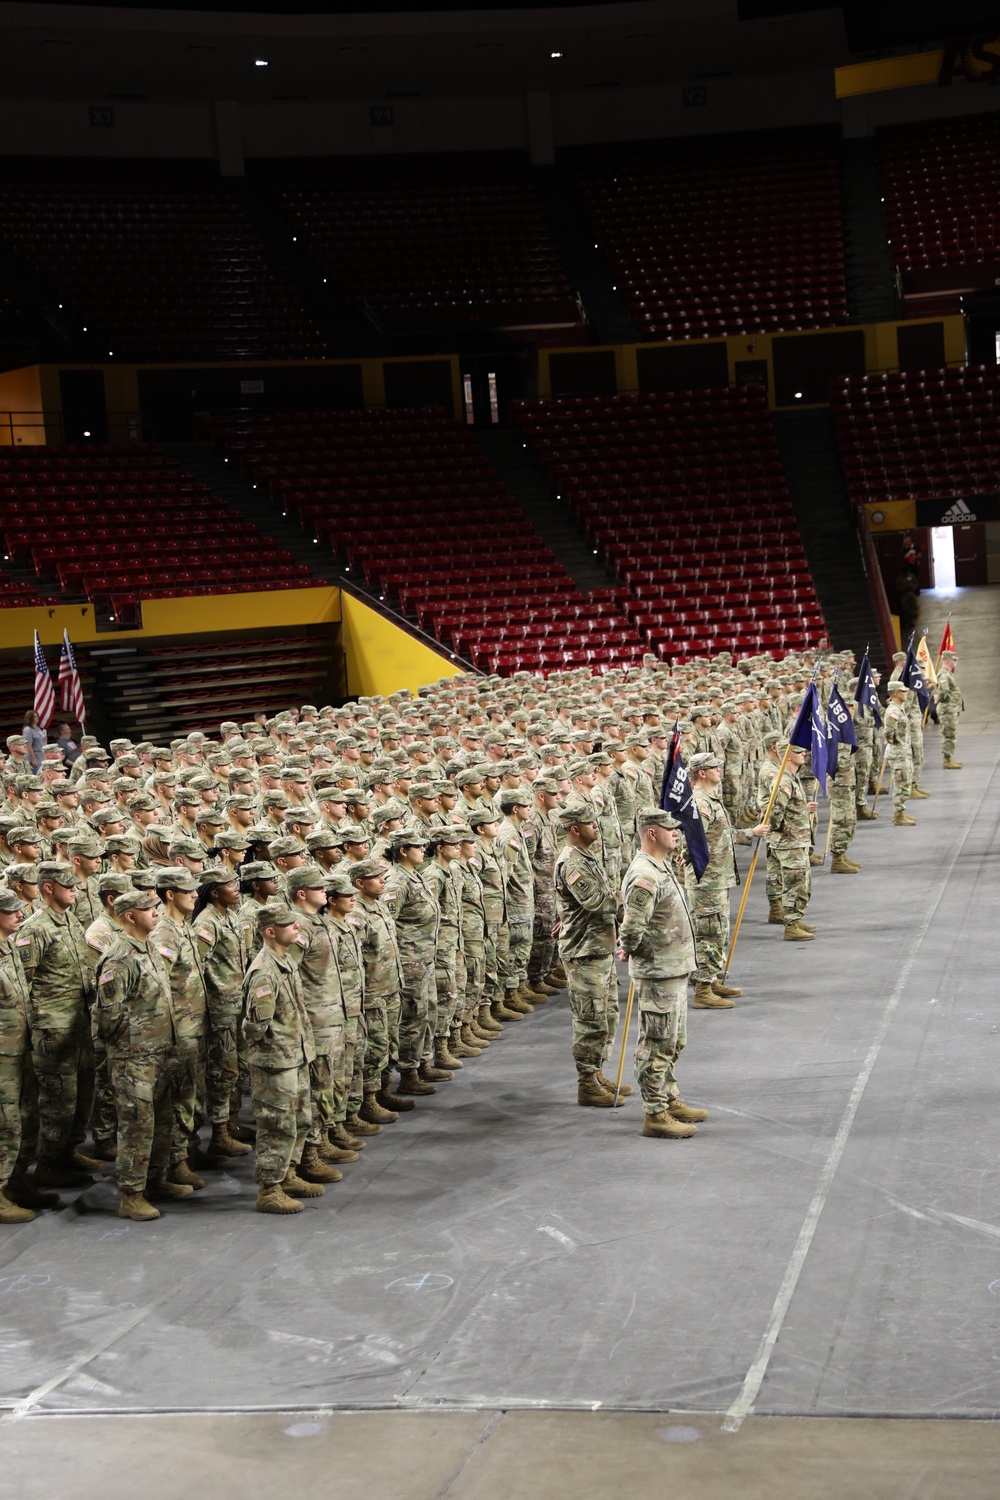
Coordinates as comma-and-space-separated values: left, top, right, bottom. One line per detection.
255, 59, 268, 68
793, 391, 803, 399
83, 430, 91, 437
551, 51, 564, 59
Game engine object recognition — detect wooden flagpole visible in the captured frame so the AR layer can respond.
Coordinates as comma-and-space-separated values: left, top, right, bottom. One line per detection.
723, 742, 793, 979
871, 743, 891, 815
612, 978, 635, 1108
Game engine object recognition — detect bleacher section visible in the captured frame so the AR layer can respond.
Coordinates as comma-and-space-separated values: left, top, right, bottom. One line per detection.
512, 387, 826, 660
831, 364, 1000, 507
878, 116, 1000, 279
0, 444, 320, 624
210, 407, 648, 675
0, 160, 325, 361
89, 635, 333, 741
258, 155, 582, 337
571, 128, 847, 340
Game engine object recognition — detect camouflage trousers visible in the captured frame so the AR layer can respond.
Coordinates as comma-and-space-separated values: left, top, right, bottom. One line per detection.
492, 923, 510, 1005
830, 780, 857, 858
307, 1023, 342, 1145
527, 896, 557, 983
205, 993, 242, 1126
888, 748, 914, 812
775, 844, 811, 926
91, 1030, 118, 1149
0, 1049, 34, 1190
461, 945, 486, 1021
634, 977, 688, 1115
939, 709, 960, 759
32, 1015, 88, 1167
765, 846, 781, 905
911, 723, 924, 785
854, 740, 874, 808
690, 902, 730, 984
397, 959, 436, 1068
169, 1032, 205, 1167
501, 915, 532, 994
434, 946, 460, 1038
722, 773, 742, 826
333, 1013, 366, 1119
563, 952, 616, 1077
108, 1049, 173, 1194
483, 921, 501, 1008
362, 996, 398, 1087
249, 1061, 311, 1186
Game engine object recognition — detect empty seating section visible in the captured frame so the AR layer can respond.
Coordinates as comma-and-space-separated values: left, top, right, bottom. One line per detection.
210, 407, 648, 676
572, 128, 847, 340
513, 387, 825, 660
0, 161, 325, 360
261, 155, 578, 326
831, 364, 1000, 507
878, 116, 1000, 273
0, 445, 319, 618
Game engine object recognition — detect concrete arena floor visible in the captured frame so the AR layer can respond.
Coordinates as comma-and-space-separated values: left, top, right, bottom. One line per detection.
2, 715, 999, 1493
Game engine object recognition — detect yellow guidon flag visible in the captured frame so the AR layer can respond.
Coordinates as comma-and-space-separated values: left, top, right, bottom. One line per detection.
915, 633, 937, 687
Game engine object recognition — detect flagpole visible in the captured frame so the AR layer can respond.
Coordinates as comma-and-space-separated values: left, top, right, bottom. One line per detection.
822, 788, 835, 862
922, 615, 951, 729
723, 742, 793, 979
611, 978, 635, 1108
871, 743, 891, 815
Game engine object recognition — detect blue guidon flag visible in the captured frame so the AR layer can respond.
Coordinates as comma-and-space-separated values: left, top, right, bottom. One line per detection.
854, 652, 882, 728
788, 680, 829, 793
825, 684, 858, 778
901, 643, 930, 713
659, 719, 709, 879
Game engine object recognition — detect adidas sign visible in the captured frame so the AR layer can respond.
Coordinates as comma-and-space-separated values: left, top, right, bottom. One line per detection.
940, 498, 977, 524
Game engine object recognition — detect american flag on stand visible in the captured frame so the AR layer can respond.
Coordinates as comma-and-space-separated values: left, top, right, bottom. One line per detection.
33, 631, 55, 729
58, 629, 86, 727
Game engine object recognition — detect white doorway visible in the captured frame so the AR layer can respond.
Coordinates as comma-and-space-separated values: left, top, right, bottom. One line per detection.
931, 526, 956, 590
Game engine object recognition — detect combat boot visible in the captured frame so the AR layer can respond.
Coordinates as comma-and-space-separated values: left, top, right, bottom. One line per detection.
331, 1120, 364, 1150
578, 1074, 624, 1108
944, 756, 963, 769
256, 1182, 302, 1214
359, 1091, 397, 1125
167, 1160, 205, 1190
318, 1138, 359, 1164
550, 963, 567, 983
669, 1099, 709, 1123
460, 1022, 487, 1053
118, 1191, 160, 1221
298, 1145, 342, 1183
90, 1137, 117, 1162
809, 852, 824, 866
712, 978, 742, 999
783, 922, 815, 941
396, 1067, 436, 1096
35, 1158, 91, 1189
768, 901, 784, 926
469, 1018, 494, 1044
830, 854, 858, 874
641, 1111, 696, 1139
434, 1037, 462, 1070
5, 1173, 59, 1211
345, 1109, 382, 1136
596, 1070, 632, 1097
857, 803, 876, 820
419, 1059, 452, 1084
504, 991, 534, 1014
73, 1148, 107, 1172
491, 998, 520, 1022
693, 981, 734, 1008
910, 786, 931, 799
228, 1112, 256, 1144
842, 855, 863, 870
209, 1122, 252, 1157
478, 1004, 503, 1034
893, 810, 917, 826
542, 974, 564, 992
378, 1070, 415, 1111
450, 1025, 480, 1058
797, 920, 817, 932
281, 1166, 323, 1198
0, 1189, 35, 1224
147, 1178, 194, 1202
522, 982, 551, 1002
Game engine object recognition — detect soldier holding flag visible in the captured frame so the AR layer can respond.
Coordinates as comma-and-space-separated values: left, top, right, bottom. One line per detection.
935, 650, 963, 769
768, 742, 819, 941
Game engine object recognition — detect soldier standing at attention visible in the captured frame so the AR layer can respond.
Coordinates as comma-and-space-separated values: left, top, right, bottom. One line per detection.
350, 855, 412, 1117
384, 830, 443, 1094
242, 903, 319, 1215
767, 744, 818, 940
151, 865, 209, 1189
935, 650, 963, 770
618, 808, 704, 1140
284, 864, 348, 1182
884, 682, 917, 826
194, 869, 253, 1160
553, 800, 624, 1108
0, 888, 44, 1223
828, 700, 862, 875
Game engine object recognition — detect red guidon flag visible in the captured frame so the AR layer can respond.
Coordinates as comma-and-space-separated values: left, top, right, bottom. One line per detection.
938, 621, 955, 657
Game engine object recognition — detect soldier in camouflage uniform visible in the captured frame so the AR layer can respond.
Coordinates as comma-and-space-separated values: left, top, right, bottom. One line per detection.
457, 826, 498, 1045
0, 889, 45, 1223
884, 682, 917, 825
828, 698, 862, 874
242, 902, 319, 1215
81, 871, 132, 1161
384, 830, 443, 1093
618, 808, 703, 1139
851, 673, 880, 820
523, 776, 562, 1000
151, 865, 209, 1187
553, 800, 623, 1107
193, 869, 253, 1158
285, 864, 349, 1181
767, 744, 818, 939
350, 856, 413, 1116
94, 889, 182, 1221
423, 827, 469, 1069
935, 651, 963, 769
496, 788, 535, 1013
325, 869, 374, 1137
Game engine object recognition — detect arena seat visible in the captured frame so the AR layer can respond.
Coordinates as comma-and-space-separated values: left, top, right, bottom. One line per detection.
512, 386, 825, 661
570, 127, 847, 340
210, 407, 647, 676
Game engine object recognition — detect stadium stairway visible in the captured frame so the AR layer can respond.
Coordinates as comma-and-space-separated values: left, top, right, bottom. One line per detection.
468, 428, 614, 593
165, 441, 332, 584
226, 178, 377, 357
532, 165, 639, 345
840, 138, 898, 323
772, 408, 884, 662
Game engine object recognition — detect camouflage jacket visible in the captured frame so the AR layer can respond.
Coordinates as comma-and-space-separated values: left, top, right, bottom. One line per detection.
457, 855, 487, 948
553, 844, 617, 961
767, 768, 812, 849
0, 940, 29, 1061
619, 850, 696, 981
151, 913, 207, 1039
242, 944, 316, 1069
497, 817, 534, 920
473, 836, 506, 925
355, 896, 403, 1003
194, 902, 247, 1008
423, 857, 464, 954
94, 930, 177, 1058
327, 910, 365, 1018
17, 904, 93, 1047
289, 908, 345, 1031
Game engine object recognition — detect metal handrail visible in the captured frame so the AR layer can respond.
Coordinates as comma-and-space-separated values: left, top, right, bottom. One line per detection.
336, 574, 482, 678
856, 515, 897, 670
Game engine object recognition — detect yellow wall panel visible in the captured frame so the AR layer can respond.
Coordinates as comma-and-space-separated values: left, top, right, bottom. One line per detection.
340, 591, 469, 697
0, 366, 45, 446
865, 500, 917, 533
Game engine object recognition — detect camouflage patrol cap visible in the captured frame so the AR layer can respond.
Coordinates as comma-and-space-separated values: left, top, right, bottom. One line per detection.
51, 779, 77, 796
198, 867, 240, 889
128, 793, 157, 812
195, 807, 225, 827
891, 651, 906, 662
225, 795, 256, 812
239, 860, 280, 883
282, 767, 309, 784
636, 808, 681, 832
338, 821, 371, 846
888, 681, 912, 695
97, 872, 133, 896
387, 828, 429, 848
533, 776, 561, 794
941, 649, 957, 659
104, 834, 141, 855
247, 822, 278, 844
213, 830, 249, 851
0, 889, 27, 913
5, 863, 38, 888
151, 771, 180, 788
762, 730, 782, 749
427, 825, 463, 847
257, 901, 299, 933
305, 828, 342, 850
349, 857, 387, 881
325, 871, 357, 897
687, 752, 721, 773
7, 825, 41, 847
343, 786, 371, 805
37, 860, 78, 888
624, 734, 650, 748
153, 865, 200, 893
407, 781, 439, 802
268, 835, 306, 859
168, 836, 206, 861
285, 865, 328, 895
555, 799, 597, 828
370, 803, 405, 828
498, 789, 531, 809
261, 790, 291, 809
66, 833, 104, 858
173, 789, 200, 808
114, 889, 160, 916
285, 802, 320, 825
